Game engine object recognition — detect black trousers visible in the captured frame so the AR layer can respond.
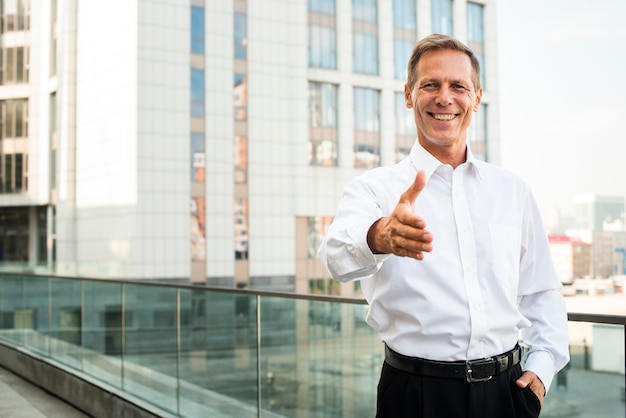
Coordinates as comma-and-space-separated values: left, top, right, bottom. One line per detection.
376, 361, 541, 418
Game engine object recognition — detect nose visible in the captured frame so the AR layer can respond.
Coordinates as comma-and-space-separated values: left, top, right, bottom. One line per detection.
435, 86, 453, 106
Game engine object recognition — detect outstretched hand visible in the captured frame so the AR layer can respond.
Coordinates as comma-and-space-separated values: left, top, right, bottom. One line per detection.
367, 170, 433, 260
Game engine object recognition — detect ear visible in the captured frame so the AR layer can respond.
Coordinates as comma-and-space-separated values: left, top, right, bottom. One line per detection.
404, 84, 413, 108
473, 88, 483, 112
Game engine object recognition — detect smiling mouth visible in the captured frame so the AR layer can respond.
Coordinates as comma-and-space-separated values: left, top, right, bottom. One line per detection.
430, 113, 456, 121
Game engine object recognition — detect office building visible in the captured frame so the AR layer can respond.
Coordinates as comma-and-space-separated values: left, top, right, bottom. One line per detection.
0, 0, 499, 294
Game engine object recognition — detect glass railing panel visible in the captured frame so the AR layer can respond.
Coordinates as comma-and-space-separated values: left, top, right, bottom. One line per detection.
258, 297, 383, 418
0, 274, 27, 347
49, 277, 82, 369
177, 289, 259, 417
122, 283, 179, 414
82, 280, 123, 389
23, 275, 51, 355
542, 322, 625, 418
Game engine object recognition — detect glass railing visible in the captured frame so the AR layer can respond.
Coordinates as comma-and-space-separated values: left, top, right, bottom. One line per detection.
0, 273, 624, 418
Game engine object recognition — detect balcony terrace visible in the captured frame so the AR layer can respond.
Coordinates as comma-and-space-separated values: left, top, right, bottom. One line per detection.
0, 273, 623, 418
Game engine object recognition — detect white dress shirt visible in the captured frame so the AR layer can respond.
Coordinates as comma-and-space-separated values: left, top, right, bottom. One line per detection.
319, 141, 570, 391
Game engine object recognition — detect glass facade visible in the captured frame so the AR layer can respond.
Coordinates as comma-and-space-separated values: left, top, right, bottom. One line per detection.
432, 0, 453, 35
309, 25, 337, 69
190, 5, 206, 277
353, 87, 380, 168
308, 82, 338, 166
468, 103, 487, 161
467, 2, 485, 89
352, 0, 378, 76
395, 91, 414, 162
234, 5, 249, 270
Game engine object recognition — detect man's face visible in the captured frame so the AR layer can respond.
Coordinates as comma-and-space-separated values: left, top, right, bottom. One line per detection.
404, 49, 482, 156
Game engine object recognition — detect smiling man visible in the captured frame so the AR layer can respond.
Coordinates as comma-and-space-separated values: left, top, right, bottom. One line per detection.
319, 34, 569, 418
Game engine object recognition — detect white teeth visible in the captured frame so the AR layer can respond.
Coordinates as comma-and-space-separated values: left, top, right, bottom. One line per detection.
433, 114, 454, 120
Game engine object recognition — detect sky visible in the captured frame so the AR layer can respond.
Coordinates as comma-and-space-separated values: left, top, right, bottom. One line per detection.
495, 0, 626, 226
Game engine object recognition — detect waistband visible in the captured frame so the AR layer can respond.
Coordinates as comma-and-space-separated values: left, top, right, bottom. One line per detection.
384, 344, 522, 383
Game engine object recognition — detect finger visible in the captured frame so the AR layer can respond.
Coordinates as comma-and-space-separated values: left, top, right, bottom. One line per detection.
400, 170, 427, 206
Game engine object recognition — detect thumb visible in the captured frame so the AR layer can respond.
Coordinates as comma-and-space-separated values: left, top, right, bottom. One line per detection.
515, 376, 529, 389
401, 170, 427, 206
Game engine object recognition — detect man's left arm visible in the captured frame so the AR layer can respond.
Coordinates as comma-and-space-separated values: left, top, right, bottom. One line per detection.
517, 189, 570, 398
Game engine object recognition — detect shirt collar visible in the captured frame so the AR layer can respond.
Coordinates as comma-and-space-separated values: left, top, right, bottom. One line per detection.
408, 140, 483, 181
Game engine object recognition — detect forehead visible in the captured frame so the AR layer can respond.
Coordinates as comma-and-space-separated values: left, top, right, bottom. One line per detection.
416, 49, 474, 83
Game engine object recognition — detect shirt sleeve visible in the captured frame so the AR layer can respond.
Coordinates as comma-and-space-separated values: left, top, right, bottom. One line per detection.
318, 174, 392, 282
518, 188, 570, 392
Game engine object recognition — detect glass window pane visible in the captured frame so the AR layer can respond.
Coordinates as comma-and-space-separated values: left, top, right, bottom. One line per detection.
191, 6, 205, 54
394, 39, 413, 80
234, 13, 247, 59
190, 69, 205, 118
309, 25, 337, 69
395, 92, 413, 136
352, 0, 377, 22
393, 0, 416, 30
432, 0, 453, 35
353, 33, 378, 75
308, 0, 335, 14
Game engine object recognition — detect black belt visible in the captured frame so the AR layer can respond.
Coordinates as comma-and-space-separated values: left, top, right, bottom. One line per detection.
385, 344, 522, 383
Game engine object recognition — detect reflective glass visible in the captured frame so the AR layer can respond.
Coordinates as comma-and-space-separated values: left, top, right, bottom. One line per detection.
431, 0, 453, 36
190, 69, 205, 118
393, 0, 416, 29
49, 277, 82, 369
308, 0, 335, 14
23, 276, 49, 355
353, 88, 380, 132
309, 25, 337, 69
353, 33, 378, 75
178, 290, 259, 416
234, 13, 247, 59
191, 6, 205, 54
82, 280, 123, 388
467, 3, 484, 43
352, 0, 377, 22
122, 284, 179, 414
394, 39, 413, 80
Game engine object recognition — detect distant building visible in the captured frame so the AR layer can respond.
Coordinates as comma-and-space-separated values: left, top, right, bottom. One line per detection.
575, 194, 625, 231
548, 235, 590, 282
0, 0, 500, 294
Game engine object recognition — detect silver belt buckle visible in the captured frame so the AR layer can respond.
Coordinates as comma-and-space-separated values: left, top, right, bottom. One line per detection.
465, 358, 494, 383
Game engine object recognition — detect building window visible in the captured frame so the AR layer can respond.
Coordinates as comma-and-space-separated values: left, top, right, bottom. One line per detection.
353, 33, 378, 75
1, 46, 29, 85
352, 0, 378, 76
353, 87, 380, 168
394, 40, 413, 80
308, 0, 335, 14
191, 6, 205, 54
393, 0, 416, 30
395, 92, 414, 162
234, 12, 247, 59
0, 98, 28, 140
308, 82, 338, 166
309, 25, 337, 69
467, 2, 485, 89
352, 0, 377, 22
190, 69, 205, 118
468, 103, 487, 161
0, 0, 30, 33
432, 0, 453, 36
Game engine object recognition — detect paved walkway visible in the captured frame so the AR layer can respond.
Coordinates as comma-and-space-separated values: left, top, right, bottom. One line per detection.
0, 366, 90, 418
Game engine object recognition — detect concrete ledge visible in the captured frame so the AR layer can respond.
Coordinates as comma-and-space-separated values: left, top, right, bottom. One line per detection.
0, 342, 173, 418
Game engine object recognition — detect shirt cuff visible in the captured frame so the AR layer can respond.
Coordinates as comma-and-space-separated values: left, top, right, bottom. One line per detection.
523, 350, 556, 393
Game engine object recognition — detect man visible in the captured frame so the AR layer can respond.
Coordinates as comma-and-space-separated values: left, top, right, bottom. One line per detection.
318, 34, 569, 418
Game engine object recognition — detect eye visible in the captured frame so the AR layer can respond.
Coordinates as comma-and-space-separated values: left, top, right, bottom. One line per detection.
452, 83, 468, 91
421, 82, 438, 90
